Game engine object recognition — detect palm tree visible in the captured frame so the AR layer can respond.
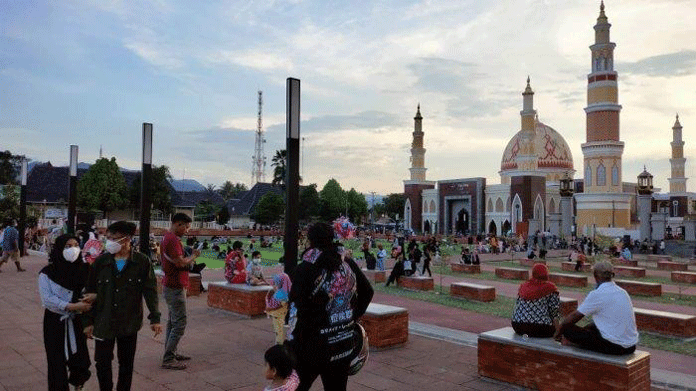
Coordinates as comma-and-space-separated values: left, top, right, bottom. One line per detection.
271, 149, 287, 187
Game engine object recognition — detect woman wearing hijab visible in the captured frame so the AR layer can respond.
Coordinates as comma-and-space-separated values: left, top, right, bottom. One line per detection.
38, 234, 92, 391
511, 263, 560, 338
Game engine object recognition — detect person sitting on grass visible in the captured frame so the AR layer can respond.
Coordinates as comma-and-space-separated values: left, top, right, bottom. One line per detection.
554, 261, 638, 355
263, 344, 299, 391
247, 251, 266, 286
619, 246, 632, 262
511, 264, 559, 338
224, 241, 247, 284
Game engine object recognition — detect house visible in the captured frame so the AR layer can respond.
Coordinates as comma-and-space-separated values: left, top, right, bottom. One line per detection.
226, 182, 283, 228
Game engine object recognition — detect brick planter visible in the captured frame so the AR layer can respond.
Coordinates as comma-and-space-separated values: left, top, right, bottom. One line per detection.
450, 264, 481, 274
559, 297, 578, 317
548, 273, 588, 288
495, 267, 529, 280
657, 261, 688, 271
450, 282, 495, 302
647, 254, 671, 263
361, 269, 386, 283
671, 271, 696, 284
634, 308, 696, 337
614, 259, 638, 267
359, 303, 408, 349
206, 282, 272, 316
615, 280, 662, 297
561, 262, 592, 273
478, 327, 651, 391
155, 270, 201, 297
519, 259, 545, 267
397, 276, 434, 291
613, 266, 646, 278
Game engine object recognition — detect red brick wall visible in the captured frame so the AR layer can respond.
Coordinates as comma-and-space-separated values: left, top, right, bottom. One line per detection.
360, 311, 409, 348
206, 284, 270, 316
450, 283, 495, 302
559, 297, 578, 316
671, 271, 696, 284
615, 259, 638, 267
562, 262, 592, 272
615, 280, 661, 297
404, 183, 434, 234
587, 110, 620, 142
548, 273, 588, 287
450, 264, 481, 274
614, 266, 646, 278
362, 269, 386, 283
156, 273, 201, 297
657, 261, 688, 271
519, 259, 545, 267
397, 276, 434, 291
634, 309, 696, 337
495, 268, 529, 280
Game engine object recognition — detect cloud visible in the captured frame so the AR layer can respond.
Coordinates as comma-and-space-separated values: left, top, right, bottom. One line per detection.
619, 50, 696, 77
207, 50, 294, 72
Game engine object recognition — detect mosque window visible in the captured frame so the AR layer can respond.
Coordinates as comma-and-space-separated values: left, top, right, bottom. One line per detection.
423, 200, 427, 213
495, 198, 504, 212
611, 165, 619, 186
597, 164, 606, 186
548, 198, 556, 214
488, 198, 493, 212
430, 200, 436, 214
585, 165, 592, 187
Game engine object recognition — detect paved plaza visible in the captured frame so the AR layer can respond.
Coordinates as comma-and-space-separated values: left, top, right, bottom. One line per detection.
1, 253, 695, 390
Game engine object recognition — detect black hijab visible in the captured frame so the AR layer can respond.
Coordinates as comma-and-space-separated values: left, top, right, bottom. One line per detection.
40, 234, 90, 298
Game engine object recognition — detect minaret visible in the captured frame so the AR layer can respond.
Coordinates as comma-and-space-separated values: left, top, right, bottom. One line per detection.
517, 77, 538, 172
575, 1, 632, 231
409, 104, 427, 181
669, 114, 687, 194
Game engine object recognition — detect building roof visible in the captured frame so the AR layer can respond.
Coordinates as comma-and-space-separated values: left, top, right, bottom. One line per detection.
172, 190, 225, 208
500, 120, 574, 173
227, 182, 283, 216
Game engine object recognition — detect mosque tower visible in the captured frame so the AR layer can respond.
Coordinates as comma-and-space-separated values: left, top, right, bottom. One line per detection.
517, 77, 539, 172
669, 114, 687, 194
409, 104, 427, 181
575, 1, 632, 231
404, 104, 435, 233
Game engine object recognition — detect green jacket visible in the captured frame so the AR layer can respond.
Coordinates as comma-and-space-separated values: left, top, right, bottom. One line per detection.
84, 251, 160, 339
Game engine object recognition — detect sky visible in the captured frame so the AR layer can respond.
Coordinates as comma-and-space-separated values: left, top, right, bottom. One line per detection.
2, 0, 696, 195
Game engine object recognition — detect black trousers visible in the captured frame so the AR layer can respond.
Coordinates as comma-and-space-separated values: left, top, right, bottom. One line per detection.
43, 310, 91, 391
296, 361, 349, 391
95, 334, 138, 391
511, 321, 555, 338
562, 323, 636, 355
422, 260, 432, 277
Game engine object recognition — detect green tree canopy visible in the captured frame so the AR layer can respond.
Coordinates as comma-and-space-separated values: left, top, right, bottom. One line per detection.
77, 157, 128, 219
346, 188, 368, 223
194, 200, 217, 222
299, 183, 320, 221
271, 149, 287, 188
0, 185, 19, 220
129, 165, 174, 216
216, 204, 231, 225
251, 192, 285, 225
319, 179, 345, 221
383, 193, 406, 219
218, 181, 247, 201
0, 151, 22, 185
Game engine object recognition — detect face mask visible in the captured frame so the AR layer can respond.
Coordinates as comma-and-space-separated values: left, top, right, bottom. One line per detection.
105, 238, 124, 254
63, 247, 81, 262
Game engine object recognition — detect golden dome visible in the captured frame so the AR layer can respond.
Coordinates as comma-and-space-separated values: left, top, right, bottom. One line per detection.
500, 121, 574, 173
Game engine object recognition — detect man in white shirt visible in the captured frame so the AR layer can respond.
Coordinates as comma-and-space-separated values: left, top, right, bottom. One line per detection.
554, 261, 639, 355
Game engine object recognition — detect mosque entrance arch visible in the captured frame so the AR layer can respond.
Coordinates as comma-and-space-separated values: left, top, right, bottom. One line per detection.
424, 220, 431, 234
502, 220, 511, 235
456, 209, 470, 235
488, 220, 497, 236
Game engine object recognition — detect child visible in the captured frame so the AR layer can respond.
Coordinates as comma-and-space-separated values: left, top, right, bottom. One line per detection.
247, 251, 266, 286
265, 273, 291, 343
263, 344, 299, 391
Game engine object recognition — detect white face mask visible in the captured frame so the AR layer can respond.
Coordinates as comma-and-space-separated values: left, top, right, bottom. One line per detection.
105, 238, 125, 254
63, 247, 81, 262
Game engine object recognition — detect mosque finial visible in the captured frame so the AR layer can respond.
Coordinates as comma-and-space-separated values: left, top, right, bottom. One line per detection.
674, 113, 681, 127
524, 76, 533, 94
598, 0, 607, 21
600, 0, 605, 12
415, 103, 422, 120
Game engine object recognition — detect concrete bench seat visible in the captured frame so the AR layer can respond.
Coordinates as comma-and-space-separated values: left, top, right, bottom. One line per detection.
615, 280, 662, 296
613, 266, 646, 278
559, 296, 578, 317
449, 282, 495, 302
614, 259, 638, 267
397, 275, 434, 291
671, 271, 696, 284
647, 254, 671, 262
206, 281, 272, 316
359, 303, 408, 349
548, 272, 588, 287
450, 263, 481, 274
478, 327, 650, 391
634, 308, 696, 337
495, 267, 529, 280
561, 261, 592, 272
154, 269, 202, 297
657, 261, 688, 271
361, 269, 386, 283
519, 259, 545, 267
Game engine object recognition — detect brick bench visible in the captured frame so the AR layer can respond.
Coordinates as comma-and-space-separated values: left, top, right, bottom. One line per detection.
450, 263, 481, 274
549, 273, 588, 287
362, 269, 386, 283
495, 267, 529, 280
614, 259, 638, 267
671, 271, 696, 284
397, 276, 434, 291
657, 261, 688, 271
449, 282, 495, 302
647, 254, 671, 262
359, 303, 408, 349
561, 262, 592, 272
519, 259, 545, 267
478, 327, 650, 391
206, 281, 272, 316
613, 266, 646, 278
615, 280, 662, 297
154, 269, 202, 297
559, 297, 578, 317
634, 308, 696, 337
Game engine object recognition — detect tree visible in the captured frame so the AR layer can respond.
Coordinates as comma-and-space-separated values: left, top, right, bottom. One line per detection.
251, 192, 285, 225
77, 158, 128, 219
299, 184, 320, 220
194, 200, 217, 222
129, 165, 174, 216
318, 179, 345, 221
0, 150, 22, 185
0, 185, 19, 221
216, 205, 230, 225
271, 149, 287, 188
206, 183, 216, 193
346, 188, 368, 223
218, 181, 247, 201
383, 193, 406, 219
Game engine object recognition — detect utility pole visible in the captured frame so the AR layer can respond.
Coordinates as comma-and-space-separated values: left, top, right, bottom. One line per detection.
251, 91, 266, 185
370, 191, 376, 227
284, 79, 300, 275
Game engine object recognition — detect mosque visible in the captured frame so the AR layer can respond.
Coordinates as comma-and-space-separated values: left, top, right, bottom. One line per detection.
403, 2, 694, 240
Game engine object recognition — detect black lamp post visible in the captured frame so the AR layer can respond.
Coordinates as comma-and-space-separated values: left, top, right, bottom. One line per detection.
284, 78, 301, 275
19, 158, 27, 256
139, 123, 153, 257
67, 145, 78, 234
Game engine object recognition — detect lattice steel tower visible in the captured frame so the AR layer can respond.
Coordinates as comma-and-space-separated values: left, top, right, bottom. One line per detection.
251, 90, 266, 185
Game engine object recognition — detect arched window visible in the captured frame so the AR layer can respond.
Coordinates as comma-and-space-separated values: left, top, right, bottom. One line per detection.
612, 164, 619, 186
487, 198, 493, 212
430, 200, 436, 214
549, 198, 556, 214
506, 198, 511, 212
423, 200, 428, 213
597, 164, 606, 186
585, 165, 592, 187
495, 198, 504, 212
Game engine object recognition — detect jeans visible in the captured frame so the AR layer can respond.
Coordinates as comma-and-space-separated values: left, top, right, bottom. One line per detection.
376, 257, 385, 271
95, 334, 137, 391
163, 286, 187, 362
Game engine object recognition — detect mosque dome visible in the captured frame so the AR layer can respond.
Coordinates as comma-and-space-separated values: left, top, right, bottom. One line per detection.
500, 120, 574, 175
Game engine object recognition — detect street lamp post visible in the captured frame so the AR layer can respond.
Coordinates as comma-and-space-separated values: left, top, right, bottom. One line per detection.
67, 145, 78, 234
139, 123, 153, 257
284, 78, 301, 275
19, 158, 27, 257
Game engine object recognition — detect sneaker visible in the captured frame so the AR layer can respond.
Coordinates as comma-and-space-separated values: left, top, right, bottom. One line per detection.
161, 360, 187, 370
174, 353, 191, 361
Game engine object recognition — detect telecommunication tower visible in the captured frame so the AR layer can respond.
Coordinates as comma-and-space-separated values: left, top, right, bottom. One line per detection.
251, 90, 266, 185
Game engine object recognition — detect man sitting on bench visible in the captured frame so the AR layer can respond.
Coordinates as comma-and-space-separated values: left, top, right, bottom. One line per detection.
554, 261, 638, 355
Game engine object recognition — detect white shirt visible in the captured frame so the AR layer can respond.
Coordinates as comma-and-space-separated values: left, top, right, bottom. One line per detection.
577, 281, 639, 348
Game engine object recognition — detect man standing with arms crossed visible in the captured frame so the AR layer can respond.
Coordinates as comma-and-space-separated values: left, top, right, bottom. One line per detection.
160, 213, 200, 370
